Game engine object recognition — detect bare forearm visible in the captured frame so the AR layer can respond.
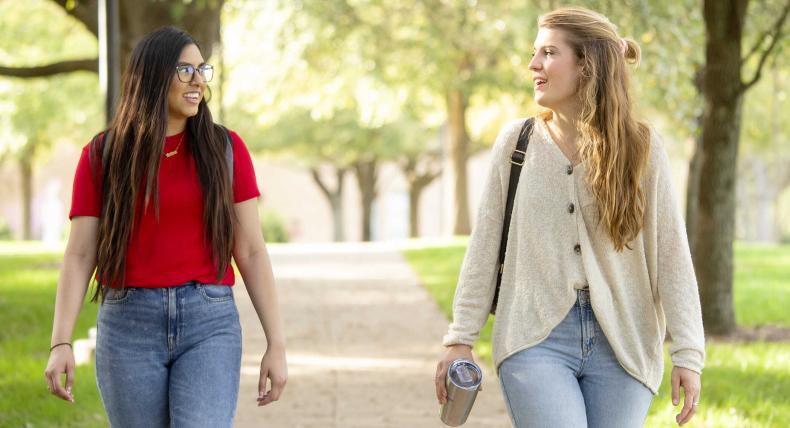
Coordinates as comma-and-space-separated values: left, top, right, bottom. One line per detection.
50, 253, 95, 345
235, 247, 285, 349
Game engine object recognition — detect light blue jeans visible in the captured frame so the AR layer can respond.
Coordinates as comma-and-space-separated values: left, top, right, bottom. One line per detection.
498, 289, 653, 428
95, 283, 242, 428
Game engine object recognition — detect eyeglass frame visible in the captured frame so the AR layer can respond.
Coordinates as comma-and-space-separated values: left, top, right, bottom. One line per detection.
174, 63, 214, 83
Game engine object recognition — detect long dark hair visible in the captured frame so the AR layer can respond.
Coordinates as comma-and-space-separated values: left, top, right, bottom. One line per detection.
89, 26, 234, 302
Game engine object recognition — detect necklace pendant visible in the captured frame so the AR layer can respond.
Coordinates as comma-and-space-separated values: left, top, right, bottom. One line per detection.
165, 149, 177, 158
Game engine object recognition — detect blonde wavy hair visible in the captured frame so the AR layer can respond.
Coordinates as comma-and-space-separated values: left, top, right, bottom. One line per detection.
538, 6, 651, 251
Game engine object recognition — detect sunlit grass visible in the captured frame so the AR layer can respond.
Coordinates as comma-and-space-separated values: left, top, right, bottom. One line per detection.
404, 241, 790, 427
0, 243, 106, 427
734, 242, 790, 327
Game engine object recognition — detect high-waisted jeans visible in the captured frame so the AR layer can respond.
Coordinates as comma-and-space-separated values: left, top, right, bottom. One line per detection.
95, 283, 242, 428
498, 289, 653, 428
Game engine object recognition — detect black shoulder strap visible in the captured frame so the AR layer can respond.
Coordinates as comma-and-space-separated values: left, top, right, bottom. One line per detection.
491, 117, 534, 314
218, 125, 234, 186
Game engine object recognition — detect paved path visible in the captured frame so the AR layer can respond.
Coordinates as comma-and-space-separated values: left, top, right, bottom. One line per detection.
233, 242, 510, 428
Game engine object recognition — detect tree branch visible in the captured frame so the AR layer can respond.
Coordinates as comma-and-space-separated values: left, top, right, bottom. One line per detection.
0, 58, 98, 78
310, 167, 333, 199
413, 170, 441, 189
50, 0, 98, 36
743, 25, 771, 64
741, 0, 790, 92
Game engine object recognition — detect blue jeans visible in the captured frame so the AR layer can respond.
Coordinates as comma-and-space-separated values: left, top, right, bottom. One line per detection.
498, 289, 653, 428
95, 283, 242, 428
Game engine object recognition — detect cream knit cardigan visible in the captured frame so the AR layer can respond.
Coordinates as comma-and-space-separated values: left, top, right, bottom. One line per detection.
443, 118, 706, 394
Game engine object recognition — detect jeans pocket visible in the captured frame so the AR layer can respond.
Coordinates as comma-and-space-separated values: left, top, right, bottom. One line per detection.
198, 284, 234, 303
103, 287, 134, 305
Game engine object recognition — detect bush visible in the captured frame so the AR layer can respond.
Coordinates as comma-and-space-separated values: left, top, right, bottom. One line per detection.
0, 217, 12, 240
261, 210, 290, 243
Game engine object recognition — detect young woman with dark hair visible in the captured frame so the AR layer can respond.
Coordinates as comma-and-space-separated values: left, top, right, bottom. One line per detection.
435, 7, 704, 427
44, 26, 287, 427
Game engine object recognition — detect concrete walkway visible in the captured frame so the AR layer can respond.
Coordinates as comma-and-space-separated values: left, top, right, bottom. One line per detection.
233, 242, 510, 428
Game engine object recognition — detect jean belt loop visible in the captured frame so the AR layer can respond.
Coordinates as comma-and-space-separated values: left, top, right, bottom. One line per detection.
578, 288, 590, 306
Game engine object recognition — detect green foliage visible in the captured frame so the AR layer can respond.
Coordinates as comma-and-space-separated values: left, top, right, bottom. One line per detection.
0, 244, 106, 427
0, 217, 12, 240
740, 65, 789, 157
223, 0, 785, 189
0, 0, 97, 64
404, 240, 790, 427
253, 105, 436, 175
0, 0, 102, 161
261, 210, 290, 243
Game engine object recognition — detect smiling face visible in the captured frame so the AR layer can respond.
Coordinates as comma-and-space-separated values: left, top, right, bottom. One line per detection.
528, 27, 583, 112
167, 44, 206, 123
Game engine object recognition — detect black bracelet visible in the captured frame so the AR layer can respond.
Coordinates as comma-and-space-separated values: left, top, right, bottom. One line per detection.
49, 342, 72, 352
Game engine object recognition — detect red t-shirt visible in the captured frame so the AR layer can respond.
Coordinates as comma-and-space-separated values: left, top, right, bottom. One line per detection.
69, 129, 261, 287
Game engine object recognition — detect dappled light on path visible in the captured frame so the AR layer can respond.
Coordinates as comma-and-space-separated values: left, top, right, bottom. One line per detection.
233, 242, 508, 428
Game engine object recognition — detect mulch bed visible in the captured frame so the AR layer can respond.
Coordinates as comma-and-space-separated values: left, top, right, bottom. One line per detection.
708, 325, 790, 343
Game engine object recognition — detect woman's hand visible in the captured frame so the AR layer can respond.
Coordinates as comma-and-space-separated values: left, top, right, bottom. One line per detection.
257, 346, 287, 406
435, 344, 474, 405
671, 366, 701, 426
44, 345, 75, 402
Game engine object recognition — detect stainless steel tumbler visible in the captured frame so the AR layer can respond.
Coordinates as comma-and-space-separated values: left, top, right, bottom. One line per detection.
440, 359, 483, 426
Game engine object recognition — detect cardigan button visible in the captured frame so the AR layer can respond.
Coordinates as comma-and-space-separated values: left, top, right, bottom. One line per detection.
574, 244, 582, 255
568, 203, 575, 214
566, 165, 573, 175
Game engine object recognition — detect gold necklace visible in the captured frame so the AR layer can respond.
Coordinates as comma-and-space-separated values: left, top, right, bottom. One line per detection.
165, 133, 185, 158
546, 120, 580, 165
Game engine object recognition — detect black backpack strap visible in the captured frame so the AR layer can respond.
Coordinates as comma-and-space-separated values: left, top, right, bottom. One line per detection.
218, 125, 234, 187
491, 118, 535, 314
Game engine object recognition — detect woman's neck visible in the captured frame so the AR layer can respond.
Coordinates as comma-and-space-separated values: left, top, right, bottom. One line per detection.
547, 106, 581, 147
166, 118, 187, 137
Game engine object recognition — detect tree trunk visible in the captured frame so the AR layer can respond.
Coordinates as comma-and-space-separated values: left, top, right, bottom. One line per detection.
685, 134, 702, 249
446, 88, 470, 235
694, 0, 749, 336
117, 0, 224, 69
353, 158, 378, 242
310, 167, 346, 242
408, 175, 436, 239
38, 1, 224, 71
408, 187, 420, 238
19, 152, 34, 240
400, 156, 441, 238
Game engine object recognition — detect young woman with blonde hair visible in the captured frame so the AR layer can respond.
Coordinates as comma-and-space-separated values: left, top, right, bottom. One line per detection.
435, 7, 704, 427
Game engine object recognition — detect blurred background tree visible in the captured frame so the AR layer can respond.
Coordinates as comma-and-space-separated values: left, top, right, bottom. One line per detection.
0, 0, 787, 333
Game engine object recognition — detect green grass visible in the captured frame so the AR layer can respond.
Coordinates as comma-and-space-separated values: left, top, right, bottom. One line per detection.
0, 242, 107, 427
734, 242, 790, 327
404, 241, 790, 428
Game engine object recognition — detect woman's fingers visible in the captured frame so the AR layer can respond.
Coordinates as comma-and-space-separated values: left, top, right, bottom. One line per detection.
44, 364, 73, 402
257, 366, 270, 405
43, 369, 54, 394
258, 363, 287, 406
677, 389, 697, 426
435, 361, 448, 404
65, 364, 75, 401
264, 371, 287, 405
674, 369, 701, 426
